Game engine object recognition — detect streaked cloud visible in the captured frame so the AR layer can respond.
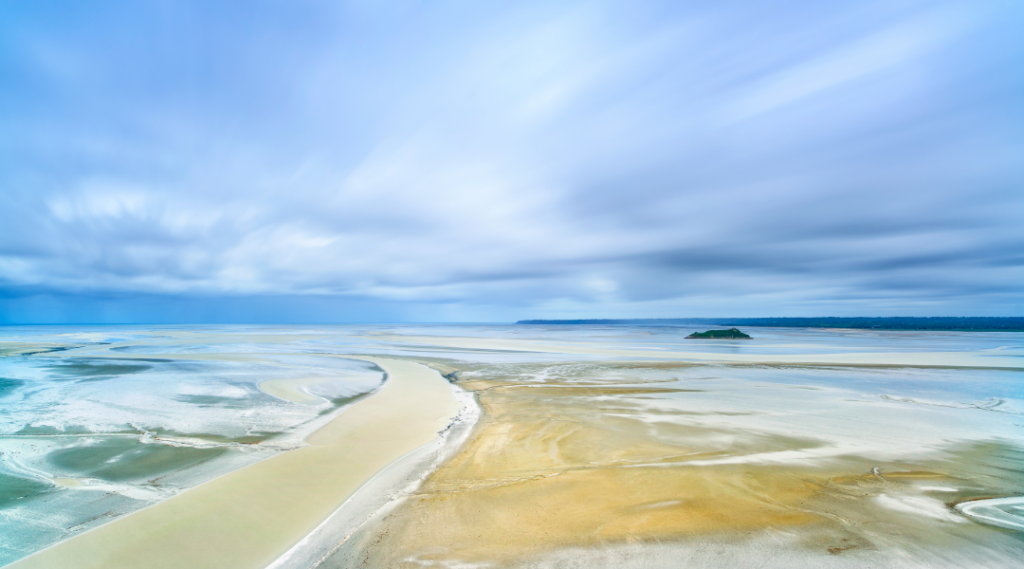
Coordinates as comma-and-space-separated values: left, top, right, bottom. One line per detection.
0, 0, 1021, 322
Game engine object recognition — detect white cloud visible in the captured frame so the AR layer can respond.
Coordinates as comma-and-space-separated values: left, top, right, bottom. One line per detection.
0, 0, 1021, 318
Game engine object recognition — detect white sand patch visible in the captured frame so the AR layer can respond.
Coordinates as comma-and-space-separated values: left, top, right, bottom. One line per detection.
876, 494, 964, 523
177, 384, 250, 399
258, 377, 331, 405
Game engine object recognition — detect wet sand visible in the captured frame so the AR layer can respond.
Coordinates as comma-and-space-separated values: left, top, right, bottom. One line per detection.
259, 376, 334, 405
9, 357, 462, 569
957, 496, 1024, 530
349, 372, 818, 566
4, 327, 1021, 568
342, 360, 1024, 568
374, 334, 1024, 369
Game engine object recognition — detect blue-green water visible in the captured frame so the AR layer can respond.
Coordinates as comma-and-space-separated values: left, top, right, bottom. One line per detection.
0, 326, 385, 565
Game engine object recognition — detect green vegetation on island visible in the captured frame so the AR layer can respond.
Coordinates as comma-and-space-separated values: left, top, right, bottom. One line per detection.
686, 328, 752, 339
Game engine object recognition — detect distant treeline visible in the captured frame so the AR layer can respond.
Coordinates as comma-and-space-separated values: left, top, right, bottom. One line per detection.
515, 317, 1024, 331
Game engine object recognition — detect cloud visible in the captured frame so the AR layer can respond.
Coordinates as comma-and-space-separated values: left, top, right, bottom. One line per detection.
0, 0, 1022, 322
725, 6, 972, 122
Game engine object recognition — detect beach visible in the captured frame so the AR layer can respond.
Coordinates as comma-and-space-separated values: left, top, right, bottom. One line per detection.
312, 328, 1024, 568
1, 325, 1022, 568
8, 357, 462, 569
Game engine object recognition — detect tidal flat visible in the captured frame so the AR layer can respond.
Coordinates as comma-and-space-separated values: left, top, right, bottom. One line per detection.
0, 326, 387, 566
328, 360, 1024, 567
1, 324, 1022, 568
315, 328, 1024, 568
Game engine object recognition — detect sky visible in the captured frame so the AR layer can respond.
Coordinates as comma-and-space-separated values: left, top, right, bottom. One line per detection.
1, 0, 1022, 323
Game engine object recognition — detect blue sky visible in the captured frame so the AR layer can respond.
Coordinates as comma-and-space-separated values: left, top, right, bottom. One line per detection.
1, 0, 1022, 323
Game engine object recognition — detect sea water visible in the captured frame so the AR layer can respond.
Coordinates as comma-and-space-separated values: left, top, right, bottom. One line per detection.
1, 324, 1022, 567
0, 325, 384, 565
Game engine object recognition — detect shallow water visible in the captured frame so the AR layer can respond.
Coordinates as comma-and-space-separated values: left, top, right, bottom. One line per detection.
0, 326, 384, 566
1, 324, 1022, 567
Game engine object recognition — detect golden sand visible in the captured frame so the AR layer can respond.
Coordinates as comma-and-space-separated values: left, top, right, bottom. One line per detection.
356, 373, 826, 566
352, 362, 1011, 567
10, 358, 461, 569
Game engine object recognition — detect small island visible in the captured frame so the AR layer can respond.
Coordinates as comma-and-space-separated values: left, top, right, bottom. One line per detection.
686, 328, 752, 339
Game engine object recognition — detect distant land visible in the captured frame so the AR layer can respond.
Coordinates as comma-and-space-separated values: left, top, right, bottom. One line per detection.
516, 317, 1024, 331
686, 328, 752, 339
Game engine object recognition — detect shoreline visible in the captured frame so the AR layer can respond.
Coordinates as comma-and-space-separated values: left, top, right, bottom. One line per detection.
267, 373, 480, 568
956, 497, 1024, 531
8, 357, 463, 569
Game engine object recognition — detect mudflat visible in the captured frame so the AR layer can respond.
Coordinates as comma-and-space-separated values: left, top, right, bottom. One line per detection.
345, 359, 1024, 568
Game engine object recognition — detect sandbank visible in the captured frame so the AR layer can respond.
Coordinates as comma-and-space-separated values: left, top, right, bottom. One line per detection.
9, 357, 462, 569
